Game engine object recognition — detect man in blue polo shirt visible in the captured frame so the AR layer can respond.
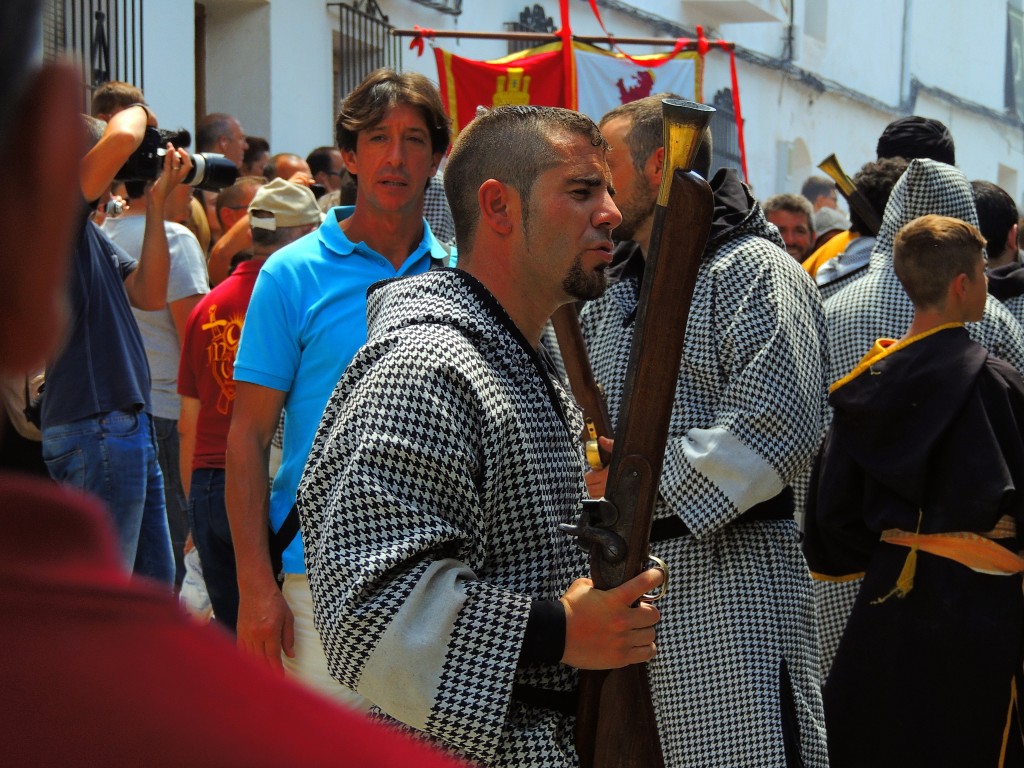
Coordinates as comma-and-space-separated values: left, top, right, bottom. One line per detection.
226, 68, 451, 704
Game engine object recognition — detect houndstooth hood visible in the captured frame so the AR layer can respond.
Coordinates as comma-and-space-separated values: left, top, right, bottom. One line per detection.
869, 158, 979, 270
707, 168, 787, 253
365, 268, 528, 352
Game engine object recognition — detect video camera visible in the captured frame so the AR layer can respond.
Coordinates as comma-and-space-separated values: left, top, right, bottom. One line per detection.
115, 126, 238, 193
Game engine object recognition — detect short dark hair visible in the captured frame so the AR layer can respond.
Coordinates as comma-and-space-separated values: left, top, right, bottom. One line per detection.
215, 175, 267, 223
893, 214, 986, 309
90, 81, 144, 117
306, 146, 339, 176
335, 69, 450, 156
196, 113, 238, 153
444, 106, 606, 254
801, 175, 836, 202
243, 136, 269, 166
849, 157, 909, 234
971, 180, 1018, 260
763, 193, 814, 229
877, 116, 955, 165
599, 93, 712, 179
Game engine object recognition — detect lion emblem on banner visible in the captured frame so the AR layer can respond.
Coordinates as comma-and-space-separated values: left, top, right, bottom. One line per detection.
616, 70, 654, 103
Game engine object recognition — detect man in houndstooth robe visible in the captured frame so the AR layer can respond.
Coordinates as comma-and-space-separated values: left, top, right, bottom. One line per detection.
297, 106, 663, 767
813, 158, 1024, 681
580, 96, 830, 767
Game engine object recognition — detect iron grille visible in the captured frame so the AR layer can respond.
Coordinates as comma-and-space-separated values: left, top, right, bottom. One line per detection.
711, 88, 744, 181
504, 4, 555, 55
43, 0, 144, 112
330, 1, 402, 111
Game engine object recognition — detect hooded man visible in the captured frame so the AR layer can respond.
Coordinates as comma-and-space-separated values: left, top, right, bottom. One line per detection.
581, 94, 830, 767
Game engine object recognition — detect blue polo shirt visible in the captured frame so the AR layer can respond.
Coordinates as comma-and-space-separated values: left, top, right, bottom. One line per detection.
233, 206, 450, 574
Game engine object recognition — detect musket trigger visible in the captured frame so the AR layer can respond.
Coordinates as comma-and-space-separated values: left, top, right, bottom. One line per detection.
641, 555, 669, 602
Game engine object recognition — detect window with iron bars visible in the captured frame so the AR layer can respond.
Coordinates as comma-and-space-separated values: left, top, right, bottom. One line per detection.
43, 0, 144, 114
329, 1, 403, 113
710, 88, 744, 181
504, 3, 555, 55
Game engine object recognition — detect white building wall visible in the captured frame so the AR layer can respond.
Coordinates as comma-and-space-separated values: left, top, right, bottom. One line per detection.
123, 0, 1024, 205
911, 0, 1006, 110
204, 2, 272, 142
137, 0, 195, 135
265, 2, 336, 154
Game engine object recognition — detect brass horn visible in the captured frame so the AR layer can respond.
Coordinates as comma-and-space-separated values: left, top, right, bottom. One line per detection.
817, 153, 882, 236
657, 99, 716, 207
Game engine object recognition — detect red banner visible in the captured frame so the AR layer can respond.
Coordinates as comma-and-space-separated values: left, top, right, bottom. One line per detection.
435, 43, 567, 139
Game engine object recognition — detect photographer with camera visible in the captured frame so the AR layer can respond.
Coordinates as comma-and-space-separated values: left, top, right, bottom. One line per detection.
103, 131, 212, 589
40, 102, 193, 585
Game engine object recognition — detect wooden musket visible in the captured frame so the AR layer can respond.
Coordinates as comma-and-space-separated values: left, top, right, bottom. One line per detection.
551, 304, 613, 470
560, 99, 716, 768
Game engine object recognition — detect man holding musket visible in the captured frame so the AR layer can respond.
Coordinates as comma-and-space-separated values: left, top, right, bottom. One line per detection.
581, 94, 830, 766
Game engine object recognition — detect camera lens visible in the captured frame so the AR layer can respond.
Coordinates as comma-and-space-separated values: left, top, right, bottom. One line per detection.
185, 153, 239, 192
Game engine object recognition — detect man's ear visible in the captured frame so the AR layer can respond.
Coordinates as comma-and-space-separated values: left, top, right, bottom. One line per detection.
478, 179, 516, 236
1007, 223, 1019, 258
645, 146, 665, 188
341, 147, 358, 175
430, 151, 442, 177
950, 272, 970, 304
0, 63, 83, 374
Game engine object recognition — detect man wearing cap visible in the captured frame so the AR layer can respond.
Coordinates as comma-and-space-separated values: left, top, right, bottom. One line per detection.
177, 178, 320, 633
225, 68, 452, 705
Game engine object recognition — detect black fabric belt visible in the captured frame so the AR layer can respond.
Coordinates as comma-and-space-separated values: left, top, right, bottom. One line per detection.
511, 683, 578, 717
649, 486, 794, 542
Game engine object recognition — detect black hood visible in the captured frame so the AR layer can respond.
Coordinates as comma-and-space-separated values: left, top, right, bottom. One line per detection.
987, 261, 1024, 301
607, 167, 782, 283
830, 326, 986, 503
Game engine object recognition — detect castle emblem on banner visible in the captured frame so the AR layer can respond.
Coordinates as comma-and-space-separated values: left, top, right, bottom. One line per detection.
493, 67, 532, 106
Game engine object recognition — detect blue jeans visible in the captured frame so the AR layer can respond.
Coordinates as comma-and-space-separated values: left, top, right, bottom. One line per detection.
42, 410, 174, 584
188, 467, 239, 631
153, 415, 188, 588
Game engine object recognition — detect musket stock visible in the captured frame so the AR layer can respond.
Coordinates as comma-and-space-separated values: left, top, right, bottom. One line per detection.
818, 153, 882, 237
563, 99, 715, 768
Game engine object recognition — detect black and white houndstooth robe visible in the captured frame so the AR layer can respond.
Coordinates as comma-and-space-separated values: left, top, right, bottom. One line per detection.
297, 269, 589, 767
813, 158, 1024, 681
580, 170, 830, 767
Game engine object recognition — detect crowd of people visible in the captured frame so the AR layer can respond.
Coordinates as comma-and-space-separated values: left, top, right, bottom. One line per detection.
3, 0, 1024, 763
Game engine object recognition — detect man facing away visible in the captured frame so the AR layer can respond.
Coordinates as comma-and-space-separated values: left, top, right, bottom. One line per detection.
225, 68, 452, 705
582, 95, 830, 766
178, 178, 320, 632
804, 214, 1024, 767
296, 104, 662, 767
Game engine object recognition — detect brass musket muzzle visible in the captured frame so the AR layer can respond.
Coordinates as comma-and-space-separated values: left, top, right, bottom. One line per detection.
817, 152, 883, 236
657, 99, 716, 207
818, 153, 858, 197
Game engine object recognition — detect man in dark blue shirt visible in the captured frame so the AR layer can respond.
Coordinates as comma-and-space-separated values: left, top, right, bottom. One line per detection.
40, 104, 193, 584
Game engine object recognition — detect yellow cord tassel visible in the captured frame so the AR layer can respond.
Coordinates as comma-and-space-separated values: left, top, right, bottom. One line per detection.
872, 510, 924, 604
